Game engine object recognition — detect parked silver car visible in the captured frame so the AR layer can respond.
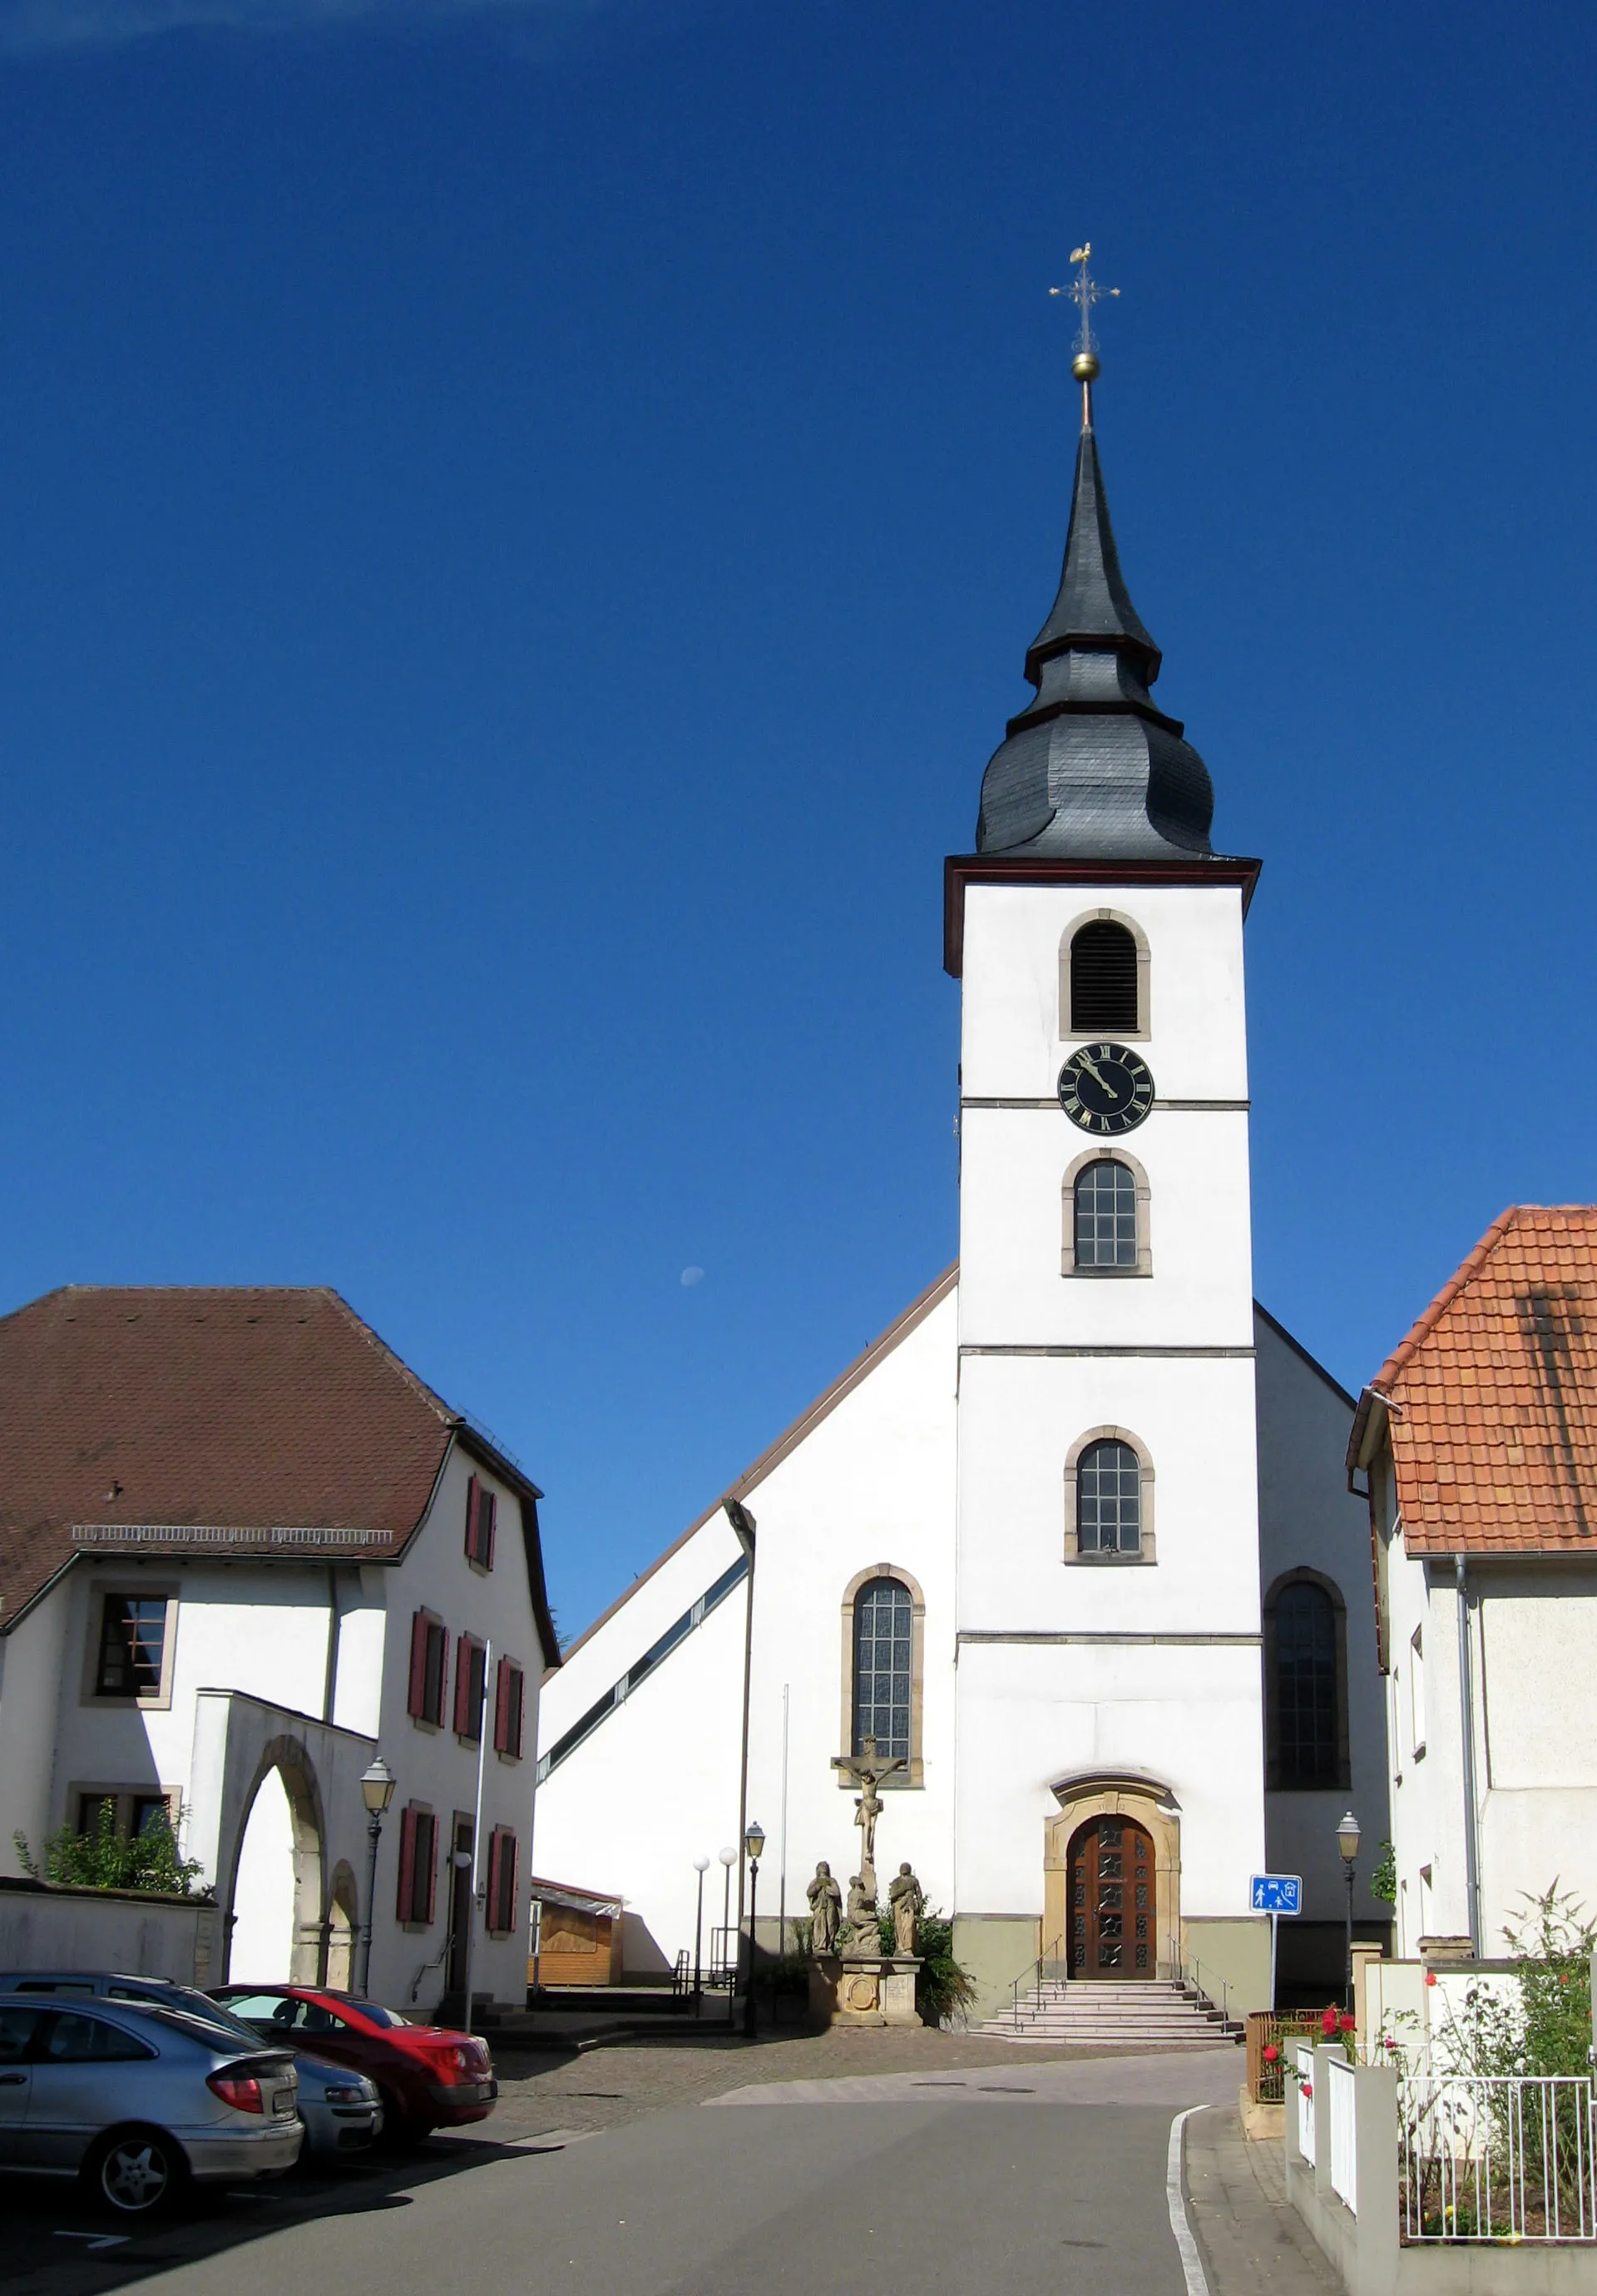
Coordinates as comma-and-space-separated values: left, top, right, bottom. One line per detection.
0, 1992, 301, 2214
0, 1975, 382, 2158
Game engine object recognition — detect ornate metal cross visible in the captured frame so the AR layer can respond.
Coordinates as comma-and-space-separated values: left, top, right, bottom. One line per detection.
1050, 240, 1120, 363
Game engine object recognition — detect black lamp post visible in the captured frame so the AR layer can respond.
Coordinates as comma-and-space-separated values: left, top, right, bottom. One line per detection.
358, 1755, 396, 1997
742, 1818, 765, 2039
692, 1857, 710, 2011
1337, 1809, 1362, 2014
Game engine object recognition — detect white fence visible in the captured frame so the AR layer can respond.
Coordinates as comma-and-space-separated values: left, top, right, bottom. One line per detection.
1295, 2044, 1316, 2165
1400, 2073, 1597, 2244
1328, 2057, 1357, 2214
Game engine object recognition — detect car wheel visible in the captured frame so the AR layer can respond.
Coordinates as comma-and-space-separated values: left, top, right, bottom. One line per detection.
87, 2125, 187, 2217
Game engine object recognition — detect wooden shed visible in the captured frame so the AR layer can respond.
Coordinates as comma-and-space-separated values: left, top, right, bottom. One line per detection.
528, 1877, 625, 1989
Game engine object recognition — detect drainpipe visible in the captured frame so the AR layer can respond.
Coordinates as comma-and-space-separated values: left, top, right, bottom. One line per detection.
1455, 1555, 1481, 1955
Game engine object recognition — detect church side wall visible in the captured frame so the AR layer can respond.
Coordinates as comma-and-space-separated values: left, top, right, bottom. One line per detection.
533, 1509, 747, 1975
743, 1290, 958, 1942
1253, 1311, 1392, 1994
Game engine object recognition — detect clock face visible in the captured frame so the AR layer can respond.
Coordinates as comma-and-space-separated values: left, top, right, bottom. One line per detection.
1058, 1042, 1155, 1135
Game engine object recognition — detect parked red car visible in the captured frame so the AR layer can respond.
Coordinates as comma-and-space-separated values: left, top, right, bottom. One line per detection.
210, 1988, 495, 2140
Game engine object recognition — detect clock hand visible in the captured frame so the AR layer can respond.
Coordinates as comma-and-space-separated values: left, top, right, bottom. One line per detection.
1075, 1054, 1118, 1098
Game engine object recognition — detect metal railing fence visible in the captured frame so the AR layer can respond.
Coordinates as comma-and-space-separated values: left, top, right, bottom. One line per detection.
1399, 2073, 1597, 2243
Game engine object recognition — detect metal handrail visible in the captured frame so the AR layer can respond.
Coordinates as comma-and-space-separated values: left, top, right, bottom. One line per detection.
1179, 1954, 1232, 2027
1006, 1934, 1068, 2031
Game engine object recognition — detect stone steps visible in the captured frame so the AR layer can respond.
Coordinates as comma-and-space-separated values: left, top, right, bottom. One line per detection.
971, 1978, 1243, 2049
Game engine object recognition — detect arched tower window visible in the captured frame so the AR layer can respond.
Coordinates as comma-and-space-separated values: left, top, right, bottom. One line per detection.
1076, 1439, 1142, 1556
851, 1576, 912, 1761
1265, 1573, 1349, 1790
1069, 919, 1140, 1033
1075, 1159, 1138, 1269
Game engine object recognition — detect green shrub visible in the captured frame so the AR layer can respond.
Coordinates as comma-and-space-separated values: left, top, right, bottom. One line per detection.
13, 1799, 209, 1898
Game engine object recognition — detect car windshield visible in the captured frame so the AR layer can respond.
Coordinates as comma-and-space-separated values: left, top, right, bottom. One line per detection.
342, 2002, 411, 2028
111, 1986, 260, 2044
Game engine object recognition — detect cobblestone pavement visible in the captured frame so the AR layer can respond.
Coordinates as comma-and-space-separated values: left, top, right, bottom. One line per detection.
488, 2028, 1225, 2138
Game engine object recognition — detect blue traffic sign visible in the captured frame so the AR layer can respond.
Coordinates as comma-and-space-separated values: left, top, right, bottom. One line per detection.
1251, 1873, 1303, 1916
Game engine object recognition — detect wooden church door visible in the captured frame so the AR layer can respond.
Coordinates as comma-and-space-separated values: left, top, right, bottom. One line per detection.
1068, 1816, 1154, 1978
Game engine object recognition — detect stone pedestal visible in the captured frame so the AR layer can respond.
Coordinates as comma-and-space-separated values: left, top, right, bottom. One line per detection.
809, 1954, 922, 2028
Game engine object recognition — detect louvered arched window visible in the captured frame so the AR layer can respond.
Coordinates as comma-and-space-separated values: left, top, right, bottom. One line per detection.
1069, 919, 1140, 1032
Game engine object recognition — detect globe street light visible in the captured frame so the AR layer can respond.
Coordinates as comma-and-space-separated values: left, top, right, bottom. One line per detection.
743, 1819, 767, 2039
358, 1755, 396, 1996
715, 1846, 734, 2029
1337, 1810, 1362, 2013
692, 1857, 710, 2010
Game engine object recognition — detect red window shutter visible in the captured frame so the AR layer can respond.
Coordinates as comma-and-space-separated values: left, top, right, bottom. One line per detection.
408, 1611, 428, 1719
510, 1664, 525, 1758
421, 1811, 438, 1925
486, 1830, 503, 1931
483, 1491, 497, 1571
396, 1804, 419, 1922
464, 1474, 481, 1563
493, 1657, 511, 1754
453, 1636, 470, 1735
500, 1830, 518, 1935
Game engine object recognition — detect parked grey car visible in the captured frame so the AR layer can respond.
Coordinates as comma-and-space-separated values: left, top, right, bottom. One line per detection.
0, 1992, 301, 2214
0, 1975, 382, 2158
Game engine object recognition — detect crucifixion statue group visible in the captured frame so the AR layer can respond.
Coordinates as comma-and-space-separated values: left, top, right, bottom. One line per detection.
803, 1736, 924, 1963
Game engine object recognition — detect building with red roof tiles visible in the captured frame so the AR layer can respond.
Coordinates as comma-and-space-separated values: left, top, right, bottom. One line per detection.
1347, 1209, 1597, 1959
0, 1286, 558, 2016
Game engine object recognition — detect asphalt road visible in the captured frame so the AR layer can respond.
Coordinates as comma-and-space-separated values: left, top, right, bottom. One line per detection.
1, 2051, 1241, 2296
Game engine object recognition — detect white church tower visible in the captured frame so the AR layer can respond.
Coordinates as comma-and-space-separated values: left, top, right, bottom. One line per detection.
531, 289, 1387, 2022
944, 311, 1269, 2004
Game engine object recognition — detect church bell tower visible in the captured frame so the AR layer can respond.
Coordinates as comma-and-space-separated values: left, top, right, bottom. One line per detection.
945, 260, 1268, 1999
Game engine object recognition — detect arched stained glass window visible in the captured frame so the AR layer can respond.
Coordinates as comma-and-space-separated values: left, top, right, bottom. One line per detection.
1275, 1579, 1339, 1789
1077, 1440, 1142, 1556
1075, 1159, 1138, 1269
852, 1577, 912, 1760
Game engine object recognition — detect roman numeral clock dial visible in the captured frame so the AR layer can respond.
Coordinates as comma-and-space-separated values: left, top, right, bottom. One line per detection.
1057, 1042, 1154, 1136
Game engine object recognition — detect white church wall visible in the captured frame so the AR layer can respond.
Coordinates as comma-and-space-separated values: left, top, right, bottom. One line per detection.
957, 1353, 1263, 1633
959, 1106, 1254, 1347
958, 881, 1248, 1105
1253, 1310, 1392, 1956
533, 1506, 747, 1973
743, 1287, 958, 1934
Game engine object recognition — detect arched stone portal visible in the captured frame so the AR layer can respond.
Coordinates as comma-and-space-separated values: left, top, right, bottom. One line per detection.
225, 1735, 328, 1985
325, 1861, 358, 1991
1043, 1772, 1181, 1982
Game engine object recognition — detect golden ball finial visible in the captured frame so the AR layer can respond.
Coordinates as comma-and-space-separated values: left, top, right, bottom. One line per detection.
1071, 349, 1100, 383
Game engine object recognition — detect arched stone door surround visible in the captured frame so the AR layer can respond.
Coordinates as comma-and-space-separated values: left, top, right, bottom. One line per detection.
325, 1860, 358, 1989
225, 1735, 329, 1984
1043, 1772, 1181, 1982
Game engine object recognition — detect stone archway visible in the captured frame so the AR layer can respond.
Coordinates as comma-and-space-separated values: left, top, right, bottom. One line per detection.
1043, 1771, 1181, 1982
325, 1860, 358, 1991
225, 1735, 328, 1985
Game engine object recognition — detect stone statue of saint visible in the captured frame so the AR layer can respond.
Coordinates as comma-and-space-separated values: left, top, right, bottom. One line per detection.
806, 1860, 842, 1956
888, 1861, 924, 1956
838, 1873, 878, 1957
830, 1734, 906, 1893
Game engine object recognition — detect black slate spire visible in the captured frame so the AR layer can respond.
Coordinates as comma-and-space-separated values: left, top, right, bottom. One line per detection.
975, 407, 1214, 859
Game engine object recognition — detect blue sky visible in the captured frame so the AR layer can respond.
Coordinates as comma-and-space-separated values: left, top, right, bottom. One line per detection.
1, 0, 1594, 1637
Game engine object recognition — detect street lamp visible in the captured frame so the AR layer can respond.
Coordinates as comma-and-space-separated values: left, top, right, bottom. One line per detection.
692, 1858, 710, 2011
742, 1820, 766, 2039
718, 1846, 737, 2021
358, 1756, 396, 1997
1337, 1810, 1362, 2013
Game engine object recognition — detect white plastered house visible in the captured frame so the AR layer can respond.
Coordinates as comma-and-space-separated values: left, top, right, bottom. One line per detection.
0, 1285, 559, 2016
1348, 1206, 1597, 1962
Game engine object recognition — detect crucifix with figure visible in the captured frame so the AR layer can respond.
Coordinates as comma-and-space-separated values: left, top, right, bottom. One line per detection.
831, 1736, 905, 1893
